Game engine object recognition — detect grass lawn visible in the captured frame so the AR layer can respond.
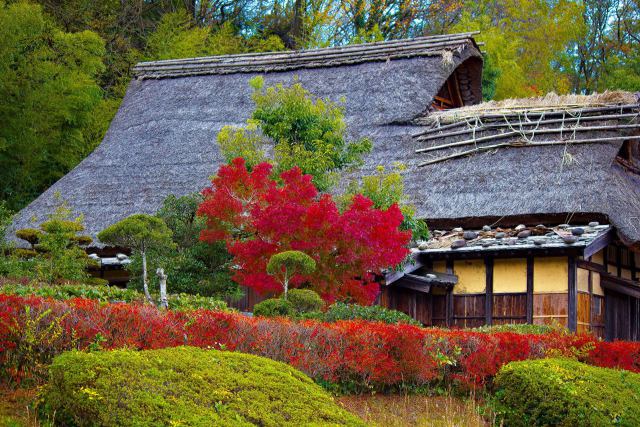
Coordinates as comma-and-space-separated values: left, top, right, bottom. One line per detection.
337, 394, 491, 427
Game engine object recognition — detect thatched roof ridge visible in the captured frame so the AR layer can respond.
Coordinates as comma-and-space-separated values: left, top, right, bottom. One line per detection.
133, 32, 480, 79
425, 91, 639, 124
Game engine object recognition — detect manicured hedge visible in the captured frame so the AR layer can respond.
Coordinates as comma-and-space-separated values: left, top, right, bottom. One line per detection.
41, 347, 364, 426
253, 298, 294, 317
493, 358, 640, 426
0, 282, 228, 311
1, 294, 639, 390
322, 302, 420, 325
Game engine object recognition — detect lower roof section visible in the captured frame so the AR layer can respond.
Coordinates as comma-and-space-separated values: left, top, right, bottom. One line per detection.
414, 222, 613, 260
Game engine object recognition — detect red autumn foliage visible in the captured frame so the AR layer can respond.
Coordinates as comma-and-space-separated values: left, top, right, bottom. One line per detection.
197, 158, 411, 304
2, 294, 640, 389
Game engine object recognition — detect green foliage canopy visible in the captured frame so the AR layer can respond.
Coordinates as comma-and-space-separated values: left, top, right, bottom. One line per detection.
0, 1, 105, 210
97, 214, 174, 252
11, 196, 92, 284
217, 77, 373, 192
126, 194, 237, 299
266, 250, 316, 295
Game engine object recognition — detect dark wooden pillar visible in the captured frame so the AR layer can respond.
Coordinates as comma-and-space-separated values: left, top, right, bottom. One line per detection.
446, 259, 454, 327
568, 256, 577, 332
616, 246, 622, 278
485, 257, 494, 326
526, 256, 534, 324
588, 256, 594, 333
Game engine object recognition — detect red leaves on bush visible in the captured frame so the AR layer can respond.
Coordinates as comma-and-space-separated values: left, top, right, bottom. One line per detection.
2, 294, 639, 389
197, 158, 411, 304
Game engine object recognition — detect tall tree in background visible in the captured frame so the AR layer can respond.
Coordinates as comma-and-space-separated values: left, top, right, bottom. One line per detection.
0, 1, 105, 210
599, 0, 640, 91
574, 0, 617, 93
448, 0, 584, 99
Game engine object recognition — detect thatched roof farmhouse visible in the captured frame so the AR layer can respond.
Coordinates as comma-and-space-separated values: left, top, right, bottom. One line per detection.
11, 33, 640, 340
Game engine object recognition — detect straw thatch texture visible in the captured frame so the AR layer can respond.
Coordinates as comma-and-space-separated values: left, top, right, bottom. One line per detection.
413, 99, 640, 250
10, 35, 481, 247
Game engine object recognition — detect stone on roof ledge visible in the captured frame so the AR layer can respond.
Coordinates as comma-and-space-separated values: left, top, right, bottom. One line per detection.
413, 222, 612, 254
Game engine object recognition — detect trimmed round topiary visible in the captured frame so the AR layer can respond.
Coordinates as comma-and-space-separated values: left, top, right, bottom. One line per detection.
253, 297, 294, 317
40, 347, 364, 426
493, 358, 640, 427
84, 277, 109, 287
287, 288, 324, 313
323, 302, 420, 325
71, 235, 93, 246
11, 248, 38, 259
15, 228, 43, 246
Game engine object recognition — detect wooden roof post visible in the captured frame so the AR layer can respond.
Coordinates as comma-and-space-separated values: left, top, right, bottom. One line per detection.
485, 257, 494, 326
568, 256, 577, 332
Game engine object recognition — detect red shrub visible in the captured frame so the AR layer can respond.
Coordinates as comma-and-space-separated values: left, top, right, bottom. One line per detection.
0, 294, 637, 390
588, 340, 640, 372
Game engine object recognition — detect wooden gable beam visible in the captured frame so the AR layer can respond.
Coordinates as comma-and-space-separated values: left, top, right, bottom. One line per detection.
385, 257, 425, 285
583, 227, 615, 259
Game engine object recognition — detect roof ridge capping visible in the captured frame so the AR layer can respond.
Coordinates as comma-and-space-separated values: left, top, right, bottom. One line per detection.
425, 90, 640, 125
133, 31, 481, 79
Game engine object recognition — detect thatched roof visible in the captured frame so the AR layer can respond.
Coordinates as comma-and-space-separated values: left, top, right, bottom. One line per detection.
10, 33, 482, 247
413, 94, 640, 250
9, 32, 640, 252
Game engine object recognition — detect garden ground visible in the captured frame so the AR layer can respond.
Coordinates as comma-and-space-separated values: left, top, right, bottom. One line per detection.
337, 394, 489, 426
0, 385, 489, 427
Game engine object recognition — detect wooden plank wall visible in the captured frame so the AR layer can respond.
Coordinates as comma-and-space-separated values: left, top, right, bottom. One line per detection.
226, 287, 271, 312
383, 289, 528, 328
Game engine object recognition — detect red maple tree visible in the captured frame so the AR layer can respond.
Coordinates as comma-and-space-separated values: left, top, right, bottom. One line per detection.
197, 158, 411, 304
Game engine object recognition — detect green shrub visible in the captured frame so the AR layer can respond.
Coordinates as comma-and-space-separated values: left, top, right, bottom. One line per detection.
13, 196, 91, 284
40, 347, 364, 426
253, 298, 294, 317
287, 289, 324, 313
323, 302, 420, 325
0, 282, 229, 311
15, 228, 43, 246
493, 358, 640, 427
126, 194, 239, 300
473, 323, 559, 335
85, 277, 109, 287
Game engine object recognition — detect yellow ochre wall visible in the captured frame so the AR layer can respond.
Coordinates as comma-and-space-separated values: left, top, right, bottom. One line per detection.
588, 251, 605, 295
493, 258, 527, 293
453, 260, 485, 294
533, 257, 568, 293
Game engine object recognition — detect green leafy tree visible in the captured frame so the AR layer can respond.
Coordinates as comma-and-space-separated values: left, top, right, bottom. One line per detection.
266, 250, 316, 298
341, 163, 429, 241
145, 11, 285, 61
449, 0, 584, 99
13, 195, 93, 284
0, 1, 105, 210
98, 214, 175, 304
217, 77, 372, 191
129, 194, 237, 299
